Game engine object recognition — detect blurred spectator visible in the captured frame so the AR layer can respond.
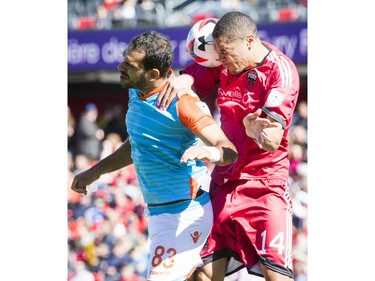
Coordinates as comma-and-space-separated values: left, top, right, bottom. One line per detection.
98, 104, 128, 141
96, 4, 113, 29
84, 197, 107, 233
100, 132, 123, 160
288, 143, 304, 177
103, 0, 122, 10
135, 0, 160, 27
137, 0, 155, 13
68, 151, 81, 206
294, 262, 307, 281
70, 260, 95, 281
95, 0, 122, 28
73, 154, 93, 174
68, 106, 76, 153
75, 103, 105, 161
220, 0, 241, 9
291, 100, 308, 129
107, 236, 134, 271
293, 218, 308, 281
291, 176, 307, 229
277, 6, 298, 22
119, 263, 142, 281
112, 0, 137, 28
71, 194, 93, 220
299, 0, 307, 7
288, 124, 307, 155
69, 154, 95, 216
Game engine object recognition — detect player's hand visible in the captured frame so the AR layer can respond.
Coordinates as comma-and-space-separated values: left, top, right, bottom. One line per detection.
243, 108, 278, 149
180, 146, 213, 163
157, 74, 194, 110
71, 169, 100, 195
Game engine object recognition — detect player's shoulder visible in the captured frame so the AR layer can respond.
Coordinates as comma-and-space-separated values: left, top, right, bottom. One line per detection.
176, 90, 199, 101
262, 41, 283, 55
262, 41, 295, 64
177, 90, 211, 116
262, 42, 298, 76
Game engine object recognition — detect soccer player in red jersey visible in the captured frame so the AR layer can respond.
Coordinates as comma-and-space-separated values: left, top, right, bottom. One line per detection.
158, 11, 300, 281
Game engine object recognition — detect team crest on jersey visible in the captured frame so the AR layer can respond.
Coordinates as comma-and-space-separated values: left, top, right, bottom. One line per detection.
266, 89, 285, 107
247, 70, 257, 88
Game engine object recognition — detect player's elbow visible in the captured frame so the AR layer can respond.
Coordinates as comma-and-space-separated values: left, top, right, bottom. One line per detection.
218, 146, 238, 166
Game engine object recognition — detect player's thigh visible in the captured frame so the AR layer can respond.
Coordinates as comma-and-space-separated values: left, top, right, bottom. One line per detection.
196, 257, 228, 281
147, 199, 213, 281
256, 192, 293, 270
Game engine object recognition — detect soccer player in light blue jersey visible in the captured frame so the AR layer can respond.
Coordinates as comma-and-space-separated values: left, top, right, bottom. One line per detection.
71, 31, 238, 281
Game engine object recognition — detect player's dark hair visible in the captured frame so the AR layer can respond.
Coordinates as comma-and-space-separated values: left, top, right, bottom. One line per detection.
128, 31, 173, 77
213, 11, 257, 42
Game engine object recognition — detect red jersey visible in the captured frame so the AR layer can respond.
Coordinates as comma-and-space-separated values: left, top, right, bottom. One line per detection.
183, 42, 300, 184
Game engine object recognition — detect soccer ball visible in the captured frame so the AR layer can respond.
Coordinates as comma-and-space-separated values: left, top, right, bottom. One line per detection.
186, 18, 222, 67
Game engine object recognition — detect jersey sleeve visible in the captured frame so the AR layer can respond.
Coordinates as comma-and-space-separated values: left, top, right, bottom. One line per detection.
181, 63, 222, 97
261, 59, 300, 130
177, 92, 216, 136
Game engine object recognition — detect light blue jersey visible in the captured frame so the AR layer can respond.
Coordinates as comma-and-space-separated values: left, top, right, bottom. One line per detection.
126, 88, 209, 204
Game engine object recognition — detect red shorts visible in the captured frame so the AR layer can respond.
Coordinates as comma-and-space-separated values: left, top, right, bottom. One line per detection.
201, 178, 294, 278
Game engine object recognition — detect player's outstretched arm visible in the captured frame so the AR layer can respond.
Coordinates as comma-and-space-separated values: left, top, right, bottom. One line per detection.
181, 123, 238, 166
71, 139, 133, 195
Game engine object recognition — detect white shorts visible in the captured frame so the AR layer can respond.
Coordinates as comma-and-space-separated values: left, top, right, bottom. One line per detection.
146, 191, 213, 281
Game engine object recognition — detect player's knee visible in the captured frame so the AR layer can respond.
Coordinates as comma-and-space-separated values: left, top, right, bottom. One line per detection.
260, 263, 294, 281
195, 269, 211, 281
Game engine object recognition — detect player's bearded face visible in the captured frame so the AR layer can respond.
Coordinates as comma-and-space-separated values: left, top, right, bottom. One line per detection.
118, 50, 147, 89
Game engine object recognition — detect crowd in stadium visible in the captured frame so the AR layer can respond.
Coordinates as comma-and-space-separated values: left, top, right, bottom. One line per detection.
67, 98, 308, 281
68, 0, 307, 30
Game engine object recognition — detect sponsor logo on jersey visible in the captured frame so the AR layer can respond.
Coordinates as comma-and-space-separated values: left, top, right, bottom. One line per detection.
150, 270, 172, 276
247, 70, 257, 88
218, 87, 257, 105
266, 89, 285, 107
218, 87, 242, 100
190, 231, 202, 243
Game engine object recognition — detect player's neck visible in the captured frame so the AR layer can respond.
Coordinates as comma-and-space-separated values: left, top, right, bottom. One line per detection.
139, 78, 168, 97
244, 42, 270, 70
253, 42, 270, 64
